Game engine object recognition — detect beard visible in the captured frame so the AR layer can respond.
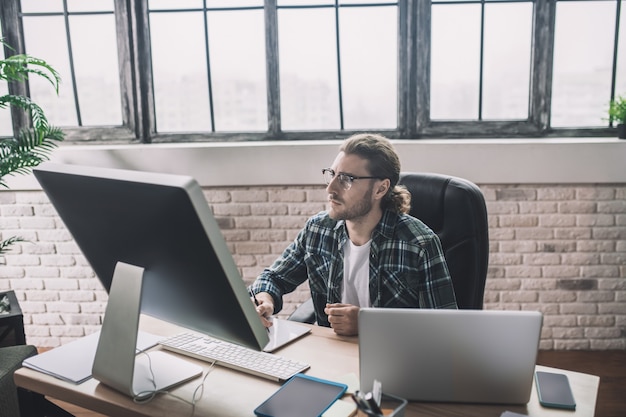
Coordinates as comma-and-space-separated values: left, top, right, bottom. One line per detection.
328, 186, 374, 221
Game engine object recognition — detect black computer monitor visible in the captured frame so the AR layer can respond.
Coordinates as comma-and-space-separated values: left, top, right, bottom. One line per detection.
33, 162, 269, 397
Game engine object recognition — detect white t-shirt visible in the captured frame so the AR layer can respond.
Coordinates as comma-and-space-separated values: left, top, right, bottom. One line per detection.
342, 239, 372, 307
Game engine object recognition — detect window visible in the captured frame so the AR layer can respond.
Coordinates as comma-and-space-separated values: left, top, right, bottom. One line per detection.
431, 1, 532, 120
19, 0, 122, 127
278, 1, 398, 130
551, 1, 625, 127
0, 0, 624, 142
149, 2, 268, 133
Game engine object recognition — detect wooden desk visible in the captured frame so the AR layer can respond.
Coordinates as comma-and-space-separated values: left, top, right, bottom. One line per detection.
15, 317, 599, 417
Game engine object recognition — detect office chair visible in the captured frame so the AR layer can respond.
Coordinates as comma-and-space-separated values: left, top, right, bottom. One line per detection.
0, 348, 76, 417
288, 172, 489, 324
0, 345, 37, 417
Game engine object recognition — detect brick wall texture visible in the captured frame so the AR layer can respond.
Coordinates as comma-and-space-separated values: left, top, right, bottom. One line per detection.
1, 183, 625, 350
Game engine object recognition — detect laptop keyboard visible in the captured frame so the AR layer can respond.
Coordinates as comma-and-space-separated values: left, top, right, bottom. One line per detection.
158, 333, 310, 382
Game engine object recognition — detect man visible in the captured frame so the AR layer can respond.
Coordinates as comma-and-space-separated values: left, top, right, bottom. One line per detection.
249, 133, 457, 336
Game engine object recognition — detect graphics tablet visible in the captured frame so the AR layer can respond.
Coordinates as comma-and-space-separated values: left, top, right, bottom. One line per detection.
254, 373, 347, 417
263, 318, 311, 352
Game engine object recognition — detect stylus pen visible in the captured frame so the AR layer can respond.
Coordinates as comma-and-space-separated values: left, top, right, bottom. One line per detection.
252, 293, 271, 333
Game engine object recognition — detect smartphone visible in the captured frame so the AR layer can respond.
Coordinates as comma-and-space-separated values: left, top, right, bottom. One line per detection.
535, 371, 576, 410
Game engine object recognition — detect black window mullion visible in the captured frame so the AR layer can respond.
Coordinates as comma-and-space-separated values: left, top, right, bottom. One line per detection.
414, 0, 430, 136
136, 0, 155, 142
202, 0, 216, 133
529, 0, 555, 133
0, 0, 29, 133
114, 0, 137, 136
478, 0, 485, 121
609, 0, 622, 126
334, 1, 345, 130
397, 0, 410, 137
61, 0, 82, 126
265, 0, 281, 138
116, 0, 153, 142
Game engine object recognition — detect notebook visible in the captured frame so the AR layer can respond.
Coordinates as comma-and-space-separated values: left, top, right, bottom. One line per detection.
22, 330, 163, 384
358, 308, 543, 405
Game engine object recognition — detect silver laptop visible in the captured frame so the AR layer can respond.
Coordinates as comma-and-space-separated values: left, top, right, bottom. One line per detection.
358, 308, 543, 405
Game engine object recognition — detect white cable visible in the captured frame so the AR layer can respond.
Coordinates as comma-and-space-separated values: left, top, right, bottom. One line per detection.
131, 348, 217, 416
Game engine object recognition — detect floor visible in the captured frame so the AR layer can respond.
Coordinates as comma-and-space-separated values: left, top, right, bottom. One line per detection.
47, 350, 625, 417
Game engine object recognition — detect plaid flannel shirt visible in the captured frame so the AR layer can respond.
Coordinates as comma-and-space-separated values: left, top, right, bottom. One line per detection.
249, 209, 457, 327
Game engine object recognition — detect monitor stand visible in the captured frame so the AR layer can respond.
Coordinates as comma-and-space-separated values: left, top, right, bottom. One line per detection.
92, 262, 203, 399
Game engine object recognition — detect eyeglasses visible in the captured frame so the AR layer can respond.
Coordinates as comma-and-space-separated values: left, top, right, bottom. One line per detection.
322, 168, 383, 191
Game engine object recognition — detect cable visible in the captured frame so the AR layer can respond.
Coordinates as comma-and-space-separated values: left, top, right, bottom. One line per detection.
131, 347, 217, 416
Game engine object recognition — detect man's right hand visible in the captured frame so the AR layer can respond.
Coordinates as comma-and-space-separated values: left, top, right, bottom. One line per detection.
252, 291, 274, 328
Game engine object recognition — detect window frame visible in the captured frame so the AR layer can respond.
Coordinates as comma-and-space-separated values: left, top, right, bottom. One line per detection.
0, 0, 622, 143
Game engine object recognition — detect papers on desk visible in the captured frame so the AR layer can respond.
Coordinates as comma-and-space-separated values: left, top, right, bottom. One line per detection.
22, 330, 163, 384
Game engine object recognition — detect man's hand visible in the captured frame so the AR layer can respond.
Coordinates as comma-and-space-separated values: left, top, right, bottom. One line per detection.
252, 292, 274, 328
324, 303, 360, 336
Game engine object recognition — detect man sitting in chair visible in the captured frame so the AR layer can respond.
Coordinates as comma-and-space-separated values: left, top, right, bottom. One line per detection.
249, 133, 457, 336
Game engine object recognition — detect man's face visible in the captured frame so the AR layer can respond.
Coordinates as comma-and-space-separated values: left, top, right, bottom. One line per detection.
326, 152, 378, 221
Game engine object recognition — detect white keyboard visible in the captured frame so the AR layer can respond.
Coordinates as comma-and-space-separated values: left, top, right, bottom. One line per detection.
158, 333, 310, 382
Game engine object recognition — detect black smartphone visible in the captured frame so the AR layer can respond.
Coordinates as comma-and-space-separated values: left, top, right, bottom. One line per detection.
535, 371, 576, 410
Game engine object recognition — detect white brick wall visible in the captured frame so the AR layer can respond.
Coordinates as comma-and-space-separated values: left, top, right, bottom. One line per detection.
1, 183, 625, 350
482, 184, 626, 350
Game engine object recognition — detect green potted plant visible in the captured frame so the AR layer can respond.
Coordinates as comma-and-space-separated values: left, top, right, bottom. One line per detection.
608, 94, 626, 139
0, 39, 64, 255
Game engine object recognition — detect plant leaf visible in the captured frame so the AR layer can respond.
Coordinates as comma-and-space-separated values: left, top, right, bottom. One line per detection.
0, 126, 64, 188
0, 236, 26, 255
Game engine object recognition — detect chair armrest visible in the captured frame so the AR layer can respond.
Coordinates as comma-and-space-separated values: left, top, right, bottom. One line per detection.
287, 298, 316, 324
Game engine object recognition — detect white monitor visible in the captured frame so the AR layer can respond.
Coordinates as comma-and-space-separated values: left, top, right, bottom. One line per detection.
33, 162, 269, 398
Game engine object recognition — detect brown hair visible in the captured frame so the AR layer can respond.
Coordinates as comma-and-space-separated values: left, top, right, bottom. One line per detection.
340, 133, 411, 214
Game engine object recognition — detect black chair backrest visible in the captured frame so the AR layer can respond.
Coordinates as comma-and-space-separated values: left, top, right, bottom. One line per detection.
398, 172, 489, 309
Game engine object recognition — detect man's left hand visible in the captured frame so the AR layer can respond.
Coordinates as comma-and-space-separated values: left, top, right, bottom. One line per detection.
324, 303, 360, 336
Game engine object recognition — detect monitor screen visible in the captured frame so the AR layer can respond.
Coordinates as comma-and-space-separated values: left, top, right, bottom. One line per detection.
33, 162, 269, 351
